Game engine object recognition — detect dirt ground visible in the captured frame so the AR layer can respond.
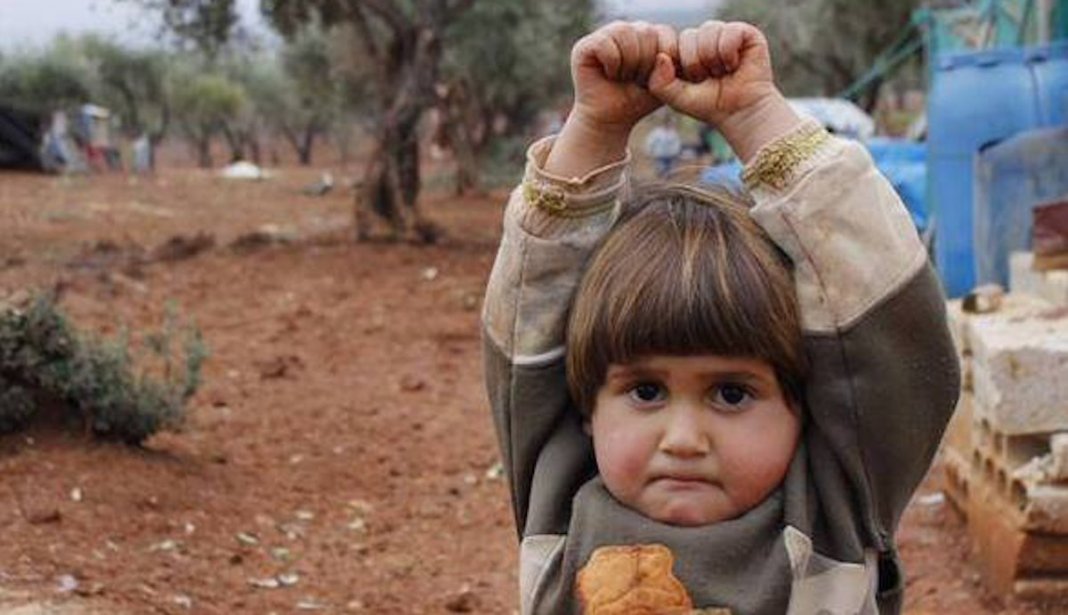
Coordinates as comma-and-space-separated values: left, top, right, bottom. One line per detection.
0, 158, 1054, 614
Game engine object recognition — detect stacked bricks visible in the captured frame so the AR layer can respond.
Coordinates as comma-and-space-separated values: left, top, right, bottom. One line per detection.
943, 285, 1068, 601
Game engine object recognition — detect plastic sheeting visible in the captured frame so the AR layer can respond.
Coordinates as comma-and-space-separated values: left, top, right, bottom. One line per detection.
866, 138, 929, 235
974, 125, 1068, 287
788, 98, 876, 140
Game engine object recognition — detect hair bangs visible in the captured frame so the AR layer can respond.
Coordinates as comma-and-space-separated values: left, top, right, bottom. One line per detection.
566, 185, 805, 415
596, 204, 792, 370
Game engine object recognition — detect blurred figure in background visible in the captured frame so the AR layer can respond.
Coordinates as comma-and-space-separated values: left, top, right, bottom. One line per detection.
644, 112, 682, 177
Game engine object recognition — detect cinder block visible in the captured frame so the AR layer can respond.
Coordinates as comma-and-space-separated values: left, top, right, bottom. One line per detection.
1049, 433, 1068, 481
1010, 251, 1068, 306
1010, 252, 1042, 296
970, 307, 1068, 434
942, 393, 974, 515
946, 294, 1052, 393
945, 299, 972, 390
967, 478, 1068, 601
1044, 271, 1068, 307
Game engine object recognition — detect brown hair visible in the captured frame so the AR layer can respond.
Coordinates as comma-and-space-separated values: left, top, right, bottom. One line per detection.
566, 183, 805, 415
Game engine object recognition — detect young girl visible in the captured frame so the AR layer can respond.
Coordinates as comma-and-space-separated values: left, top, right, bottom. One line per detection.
482, 20, 959, 615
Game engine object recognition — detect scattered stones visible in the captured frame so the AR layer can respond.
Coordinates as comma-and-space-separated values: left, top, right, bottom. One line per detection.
399, 375, 425, 392
270, 547, 291, 562
150, 539, 177, 552
56, 574, 79, 594
151, 232, 216, 263
484, 462, 505, 481
248, 577, 281, 590
256, 354, 304, 380
443, 585, 478, 613
235, 532, 260, 547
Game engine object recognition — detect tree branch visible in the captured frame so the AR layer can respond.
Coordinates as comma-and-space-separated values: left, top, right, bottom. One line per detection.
356, 0, 411, 35
350, 4, 386, 68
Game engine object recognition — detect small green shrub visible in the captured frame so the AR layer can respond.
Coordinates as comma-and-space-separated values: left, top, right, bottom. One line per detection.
0, 294, 207, 444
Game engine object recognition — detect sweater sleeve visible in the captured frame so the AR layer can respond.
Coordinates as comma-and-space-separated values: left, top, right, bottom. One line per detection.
482, 136, 628, 537
745, 122, 961, 545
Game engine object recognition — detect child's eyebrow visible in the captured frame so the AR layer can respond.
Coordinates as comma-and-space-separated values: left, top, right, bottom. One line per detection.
605, 365, 665, 381
697, 370, 770, 385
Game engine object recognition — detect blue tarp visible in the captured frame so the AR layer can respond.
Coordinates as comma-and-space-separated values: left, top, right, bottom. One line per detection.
866, 138, 929, 235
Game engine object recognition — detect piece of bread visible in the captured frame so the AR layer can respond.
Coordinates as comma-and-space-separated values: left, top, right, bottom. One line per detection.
575, 544, 694, 615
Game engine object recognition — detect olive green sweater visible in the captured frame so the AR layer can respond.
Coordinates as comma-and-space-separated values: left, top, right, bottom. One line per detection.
482, 123, 960, 615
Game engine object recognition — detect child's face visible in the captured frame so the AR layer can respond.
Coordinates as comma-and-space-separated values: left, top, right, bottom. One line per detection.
589, 354, 800, 527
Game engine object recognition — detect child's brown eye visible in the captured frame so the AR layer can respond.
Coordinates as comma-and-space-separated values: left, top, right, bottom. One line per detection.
629, 383, 665, 404
713, 383, 751, 409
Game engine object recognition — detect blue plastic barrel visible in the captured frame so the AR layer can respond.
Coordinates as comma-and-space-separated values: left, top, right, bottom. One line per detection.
928, 48, 1041, 296
1031, 41, 1068, 125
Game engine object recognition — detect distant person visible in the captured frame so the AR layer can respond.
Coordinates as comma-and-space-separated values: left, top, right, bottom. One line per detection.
482, 19, 958, 614
132, 133, 153, 174
643, 113, 682, 176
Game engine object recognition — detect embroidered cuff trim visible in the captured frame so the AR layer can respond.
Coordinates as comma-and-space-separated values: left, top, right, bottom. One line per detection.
742, 123, 832, 192
522, 180, 617, 218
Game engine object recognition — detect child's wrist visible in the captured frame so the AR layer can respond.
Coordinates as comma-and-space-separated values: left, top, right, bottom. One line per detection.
718, 93, 803, 163
544, 112, 631, 178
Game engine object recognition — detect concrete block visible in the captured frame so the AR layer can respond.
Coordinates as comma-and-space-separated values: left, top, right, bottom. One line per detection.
967, 478, 1068, 602
1054, 433, 1068, 481
1010, 251, 1068, 306
945, 299, 971, 390
942, 393, 974, 515
945, 295, 1048, 392
1045, 271, 1068, 307
970, 307, 1068, 434
1010, 251, 1042, 296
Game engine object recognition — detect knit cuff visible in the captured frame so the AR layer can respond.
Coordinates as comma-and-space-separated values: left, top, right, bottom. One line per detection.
515, 136, 629, 236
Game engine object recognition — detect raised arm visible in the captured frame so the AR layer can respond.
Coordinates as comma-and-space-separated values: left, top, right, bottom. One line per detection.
483, 21, 675, 535
650, 20, 960, 540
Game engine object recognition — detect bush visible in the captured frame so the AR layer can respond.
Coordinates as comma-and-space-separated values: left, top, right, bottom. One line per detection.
0, 294, 207, 444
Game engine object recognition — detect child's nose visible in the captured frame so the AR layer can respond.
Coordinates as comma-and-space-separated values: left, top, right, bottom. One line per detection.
659, 404, 710, 457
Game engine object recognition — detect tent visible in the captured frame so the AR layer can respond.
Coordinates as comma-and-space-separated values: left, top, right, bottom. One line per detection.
0, 104, 45, 171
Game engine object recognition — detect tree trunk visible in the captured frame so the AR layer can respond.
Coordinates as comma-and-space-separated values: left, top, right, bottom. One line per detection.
247, 134, 262, 165
298, 128, 316, 166
196, 137, 213, 168
221, 124, 245, 162
354, 26, 444, 244
440, 80, 483, 196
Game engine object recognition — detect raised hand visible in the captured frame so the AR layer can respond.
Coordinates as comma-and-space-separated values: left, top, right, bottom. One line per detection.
648, 21, 801, 161
544, 21, 677, 177
569, 21, 677, 133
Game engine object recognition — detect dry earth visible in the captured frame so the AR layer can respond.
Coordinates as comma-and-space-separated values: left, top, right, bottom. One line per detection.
0, 160, 1056, 614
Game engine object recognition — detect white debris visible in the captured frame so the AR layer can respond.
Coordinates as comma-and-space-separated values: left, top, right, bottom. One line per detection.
220, 161, 272, 181
57, 574, 79, 593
